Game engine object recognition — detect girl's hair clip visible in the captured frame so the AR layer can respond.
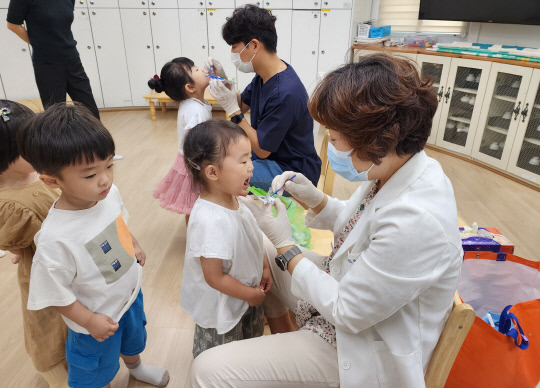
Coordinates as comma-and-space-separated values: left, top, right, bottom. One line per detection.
187, 159, 201, 171
153, 74, 160, 80
1, 107, 11, 122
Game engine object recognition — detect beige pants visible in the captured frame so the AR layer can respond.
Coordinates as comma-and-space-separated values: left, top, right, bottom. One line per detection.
188, 239, 339, 388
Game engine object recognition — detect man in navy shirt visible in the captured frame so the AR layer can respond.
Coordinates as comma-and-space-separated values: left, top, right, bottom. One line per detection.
207, 5, 321, 191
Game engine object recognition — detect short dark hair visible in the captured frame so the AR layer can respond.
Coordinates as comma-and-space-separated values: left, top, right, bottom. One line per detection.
183, 119, 248, 189
222, 5, 278, 53
309, 53, 438, 164
0, 100, 35, 173
17, 103, 115, 176
147, 57, 195, 101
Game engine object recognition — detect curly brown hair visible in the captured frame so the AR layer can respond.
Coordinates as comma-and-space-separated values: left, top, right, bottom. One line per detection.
309, 53, 438, 164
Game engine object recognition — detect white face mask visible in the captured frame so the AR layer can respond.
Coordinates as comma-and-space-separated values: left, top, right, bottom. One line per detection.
231, 42, 256, 73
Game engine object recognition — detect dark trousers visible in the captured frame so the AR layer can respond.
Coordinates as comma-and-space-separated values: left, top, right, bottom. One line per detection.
33, 56, 100, 119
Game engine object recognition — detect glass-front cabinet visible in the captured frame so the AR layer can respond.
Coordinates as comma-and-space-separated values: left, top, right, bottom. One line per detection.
435, 58, 492, 155
417, 54, 452, 145
507, 68, 540, 184
472, 63, 533, 169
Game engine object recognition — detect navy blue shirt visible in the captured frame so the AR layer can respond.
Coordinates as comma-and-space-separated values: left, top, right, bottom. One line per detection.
7, 0, 79, 63
241, 63, 321, 185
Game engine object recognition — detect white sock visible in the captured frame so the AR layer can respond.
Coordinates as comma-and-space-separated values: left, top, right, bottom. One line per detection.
125, 359, 169, 387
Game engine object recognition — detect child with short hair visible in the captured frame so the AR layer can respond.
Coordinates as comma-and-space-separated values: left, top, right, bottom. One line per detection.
18, 103, 169, 388
148, 57, 212, 223
181, 119, 272, 358
0, 100, 68, 388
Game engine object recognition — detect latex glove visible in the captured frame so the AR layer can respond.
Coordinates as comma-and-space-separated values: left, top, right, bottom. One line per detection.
271, 171, 324, 209
204, 57, 227, 79
208, 79, 241, 116
240, 196, 295, 249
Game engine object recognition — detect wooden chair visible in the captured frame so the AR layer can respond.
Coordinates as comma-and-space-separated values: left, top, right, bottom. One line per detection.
318, 129, 336, 196
425, 291, 475, 388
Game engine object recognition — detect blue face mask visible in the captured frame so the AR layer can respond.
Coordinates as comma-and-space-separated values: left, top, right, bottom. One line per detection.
327, 142, 375, 182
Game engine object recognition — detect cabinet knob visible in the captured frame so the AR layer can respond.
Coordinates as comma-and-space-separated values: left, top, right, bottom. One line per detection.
22, 48, 27, 52
202, 45, 206, 49
156, 45, 160, 49
143, 11, 147, 15
324, 1, 328, 4
209, 1, 212, 4
200, 11, 204, 15
79, 0, 84, 4
200, 1, 204, 4
97, 45, 102, 49
513, 101, 522, 120
151, 1, 156, 4
81, 11, 86, 15
314, 1, 318, 5
521, 103, 529, 122
314, 13, 318, 18
90, 0, 94, 4
321, 50, 325, 54
142, 1, 146, 4
152, 11, 156, 15
87, 45, 92, 49
323, 12, 327, 16
92, 11, 96, 15
147, 45, 151, 48
266, 1, 269, 5
209, 11, 213, 15
312, 51, 316, 54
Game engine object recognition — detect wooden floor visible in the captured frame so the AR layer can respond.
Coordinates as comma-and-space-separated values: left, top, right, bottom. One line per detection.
1, 108, 538, 388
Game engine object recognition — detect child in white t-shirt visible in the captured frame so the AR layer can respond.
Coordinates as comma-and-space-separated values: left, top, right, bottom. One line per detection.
19, 103, 169, 388
181, 119, 273, 358
148, 57, 212, 224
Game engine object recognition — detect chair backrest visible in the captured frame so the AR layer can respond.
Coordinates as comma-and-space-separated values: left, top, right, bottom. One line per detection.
424, 291, 475, 388
318, 129, 336, 196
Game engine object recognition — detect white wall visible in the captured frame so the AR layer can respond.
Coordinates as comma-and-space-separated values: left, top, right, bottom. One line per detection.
467, 23, 540, 48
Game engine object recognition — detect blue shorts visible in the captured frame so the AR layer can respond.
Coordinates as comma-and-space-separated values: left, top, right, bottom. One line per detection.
251, 159, 284, 193
66, 290, 147, 388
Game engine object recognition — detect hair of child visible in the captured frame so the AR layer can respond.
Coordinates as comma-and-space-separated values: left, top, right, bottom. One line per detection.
222, 5, 278, 53
0, 100, 35, 174
183, 119, 248, 189
147, 57, 195, 101
17, 103, 115, 177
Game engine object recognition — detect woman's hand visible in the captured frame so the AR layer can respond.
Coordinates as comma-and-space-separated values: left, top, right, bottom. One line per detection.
271, 172, 324, 209
240, 197, 295, 248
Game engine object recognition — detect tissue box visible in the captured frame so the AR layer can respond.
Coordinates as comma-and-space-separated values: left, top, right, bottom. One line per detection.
459, 227, 515, 254
369, 25, 391, 38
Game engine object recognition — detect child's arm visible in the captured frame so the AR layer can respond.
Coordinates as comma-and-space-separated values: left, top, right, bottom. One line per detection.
8, 248, 22, 264
131, 233, 146, 266
200, 257, 266, 306
54, 301, 119, 342
260, 253, 273, 293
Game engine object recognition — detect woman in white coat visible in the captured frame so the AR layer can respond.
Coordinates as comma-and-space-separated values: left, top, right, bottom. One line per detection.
189, 53, 463, 388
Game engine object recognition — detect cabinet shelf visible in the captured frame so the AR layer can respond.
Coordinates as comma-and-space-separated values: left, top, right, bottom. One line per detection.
448, 115, 471, 124
524, 137, 540, 146
486, 125, 508, 135
493, 94, 517, 103
454, 87, 478, 94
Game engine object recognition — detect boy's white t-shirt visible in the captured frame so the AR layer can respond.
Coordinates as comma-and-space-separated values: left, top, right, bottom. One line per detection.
181, 198, 264, 334
177, 97, 212, 154
27, 184, 142, 334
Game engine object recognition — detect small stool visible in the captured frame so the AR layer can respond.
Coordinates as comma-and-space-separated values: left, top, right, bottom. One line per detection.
143, 90, 220, 121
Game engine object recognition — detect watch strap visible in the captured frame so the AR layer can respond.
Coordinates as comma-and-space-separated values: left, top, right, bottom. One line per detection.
230, 112, 244, 124
276, 246, 301, 270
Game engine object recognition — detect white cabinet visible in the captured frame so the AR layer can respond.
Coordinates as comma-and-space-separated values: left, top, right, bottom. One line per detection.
435, 58, 492, 156
417, 54, 452, 145
292, 0, 321, 9
0, 75, 6, 99
290, 10, 320, 90
89, 8, 133, 107
265, 0, 293, 8
75, 0, 89, 8
320, 0, 351, 8
207, 9, 237, 81
149, 0, 179, 7
206, 0, 235, 8
472, 63, 533, 170
87, 0, 119, 8
179, 9, 209, 67
0, 9, 40, 100
178, 0, 206, 8
72, 8, 105, 108
150, 9, 182, 71
507, 68, 540, 184
119, 0, 150, 7
120, 9, 156, 106
317, 9, 351, 76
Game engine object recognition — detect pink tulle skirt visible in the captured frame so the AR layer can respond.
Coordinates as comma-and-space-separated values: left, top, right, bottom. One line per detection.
153, 153, 200, 214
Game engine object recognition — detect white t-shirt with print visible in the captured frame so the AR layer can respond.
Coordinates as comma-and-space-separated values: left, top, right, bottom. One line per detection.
181, 198, 264, 334
27, 184, 142, 334
177, 97, 212, 154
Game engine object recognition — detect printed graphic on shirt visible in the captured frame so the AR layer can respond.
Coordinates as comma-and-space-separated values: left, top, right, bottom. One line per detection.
84, 214, 135, 285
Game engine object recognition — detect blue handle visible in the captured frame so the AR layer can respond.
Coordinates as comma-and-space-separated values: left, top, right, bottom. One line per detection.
499, 305, 529, 350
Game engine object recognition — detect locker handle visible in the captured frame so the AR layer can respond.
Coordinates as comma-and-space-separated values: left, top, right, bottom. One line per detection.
521, 103, 529, 122
513, 101, 521, 120
87, 45, 92, 49
200, 12, 204, 15
200, 1, 204, 4
90, 0, 94, 4
82, 11, 86, 15
142, 1, 146, 4
437, 86, 444, 102
92, 11, 96, 15
156, 45, 160, 49
202, 45, 206, 49
444, 87, 451, 103
314, 14, 318, 18
211, 45, 215, 49
321, 50, 325, 54
312, 51, 316, 54
22, 48, 27, 52
97, 45, 102, 49
152, 11, 156, 15
143, 11, 147, 15
79, 0, 84, 4
147, 45, 151, 49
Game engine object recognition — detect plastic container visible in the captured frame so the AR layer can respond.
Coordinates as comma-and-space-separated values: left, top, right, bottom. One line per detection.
404, 35, 437, 48
369, 25, 391, 38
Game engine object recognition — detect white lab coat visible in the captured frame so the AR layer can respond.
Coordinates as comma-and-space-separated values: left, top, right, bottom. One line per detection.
291, 151, 463, 388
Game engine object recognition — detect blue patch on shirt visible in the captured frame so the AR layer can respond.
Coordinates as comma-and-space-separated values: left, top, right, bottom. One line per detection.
111, 259, 121, 271
100, 241, 112, 254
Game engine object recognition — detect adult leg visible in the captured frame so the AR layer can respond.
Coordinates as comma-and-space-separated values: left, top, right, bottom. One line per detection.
250, 159, 283, 192
189, 330, 339, 388
33, 61, 68, 109
66, 57, 100, 119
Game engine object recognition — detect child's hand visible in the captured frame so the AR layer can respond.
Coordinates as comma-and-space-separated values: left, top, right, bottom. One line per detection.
247, 286, 266, 306
11, 255, 21, 264
131, 234, 146, 266
87, 313, 119, 342
260, 261, 273, 293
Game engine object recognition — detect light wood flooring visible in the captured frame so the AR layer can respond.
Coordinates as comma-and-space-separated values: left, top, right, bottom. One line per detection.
1, 108, 538, 388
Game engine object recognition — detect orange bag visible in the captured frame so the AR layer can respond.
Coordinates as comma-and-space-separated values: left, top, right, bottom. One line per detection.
446, 252, 540, 388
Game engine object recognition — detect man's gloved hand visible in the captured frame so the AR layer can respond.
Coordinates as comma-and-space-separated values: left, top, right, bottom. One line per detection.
208, 79, 241, 116
204, 57, 227, 79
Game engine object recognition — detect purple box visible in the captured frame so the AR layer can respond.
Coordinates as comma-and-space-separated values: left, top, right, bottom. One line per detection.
460, 227, 501, 252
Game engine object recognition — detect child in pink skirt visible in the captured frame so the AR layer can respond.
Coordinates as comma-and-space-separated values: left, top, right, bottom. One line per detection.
148, 57, 212, 223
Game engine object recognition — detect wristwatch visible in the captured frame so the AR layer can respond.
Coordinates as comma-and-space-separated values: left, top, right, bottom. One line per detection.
230, 112, 244, 124
275, 246, 302, 271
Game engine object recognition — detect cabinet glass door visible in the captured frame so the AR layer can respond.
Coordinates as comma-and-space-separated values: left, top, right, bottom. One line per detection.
417, 54, 451, 145
436, 58, 492, 155
507, 69, 540, 184
472, 64, 532, 169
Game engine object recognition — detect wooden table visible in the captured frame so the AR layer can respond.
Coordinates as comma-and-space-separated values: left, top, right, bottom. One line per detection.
143, 89, 220, 121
